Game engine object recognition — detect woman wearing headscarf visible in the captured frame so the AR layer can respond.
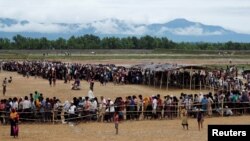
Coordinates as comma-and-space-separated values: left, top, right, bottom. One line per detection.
10, 108, 19, 138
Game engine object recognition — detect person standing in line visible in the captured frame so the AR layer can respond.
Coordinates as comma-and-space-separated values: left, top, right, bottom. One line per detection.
114, 111, 119, 135
10, 108, 19, 138
2, 78, 7, 96
87, 87, 94, 99
98, 96, 106, 122
138, 95, 143, 120
197, 108, 204, 131
152, 96, 157, 119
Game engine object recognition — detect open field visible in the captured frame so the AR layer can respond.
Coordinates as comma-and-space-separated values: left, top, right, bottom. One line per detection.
0, 71, 211, 104
1, 51, 250, 141
1, 116, 250, 141
1, 49, 250, 61
0, 70, 250, 141
1, 49, 250, 70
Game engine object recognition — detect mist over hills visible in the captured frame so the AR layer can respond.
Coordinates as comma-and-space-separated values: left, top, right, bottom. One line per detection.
1, 18, 250, 42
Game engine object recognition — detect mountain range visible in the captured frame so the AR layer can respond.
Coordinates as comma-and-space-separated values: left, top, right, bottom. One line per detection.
1, 18, 250, 42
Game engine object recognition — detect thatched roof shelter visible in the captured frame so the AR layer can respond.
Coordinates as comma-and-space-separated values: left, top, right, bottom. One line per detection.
131, 63, 208, 90
132, 63, 206, 72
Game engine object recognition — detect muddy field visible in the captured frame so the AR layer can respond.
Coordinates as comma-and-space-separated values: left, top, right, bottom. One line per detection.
0, 58, 249, 141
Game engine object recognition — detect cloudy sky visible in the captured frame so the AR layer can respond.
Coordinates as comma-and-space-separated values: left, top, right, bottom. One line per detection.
0, 0, 250, 34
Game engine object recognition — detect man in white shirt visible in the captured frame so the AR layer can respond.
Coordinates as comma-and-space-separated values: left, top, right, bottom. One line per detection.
12, 98, 18, 110
23, 96, 31, 110
152, 96, 157, 119
90, 98, 98, 120
87, 88, 94, 99
68, 102, 76, 122
106, 98, 115, 122
64, 101, 71, 112
90, 98, 97, 112
98, 96, 106, 122
106, 99, 115, 113
68, 103, 76, 115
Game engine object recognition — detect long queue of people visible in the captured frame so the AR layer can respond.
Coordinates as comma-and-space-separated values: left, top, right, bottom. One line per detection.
1, 61, 143, 86
1, 89, 250, 125
2, 61, 250, 92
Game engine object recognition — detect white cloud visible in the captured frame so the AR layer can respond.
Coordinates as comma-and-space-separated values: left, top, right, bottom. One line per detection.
0, 22, 72, 33
156, 24, 224, 36
91, 19, 120, 34
0, 0, 250, 33
128, 26, 147, 35
167, 25, 223, 36
89, 19, 147, 35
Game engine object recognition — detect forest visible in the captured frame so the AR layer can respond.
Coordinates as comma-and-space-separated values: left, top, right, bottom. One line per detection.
0, 34, 250, 50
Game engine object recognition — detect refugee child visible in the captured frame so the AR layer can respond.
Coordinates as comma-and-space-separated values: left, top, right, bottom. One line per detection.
197, 108, 204, 131
114, 111, 119, 135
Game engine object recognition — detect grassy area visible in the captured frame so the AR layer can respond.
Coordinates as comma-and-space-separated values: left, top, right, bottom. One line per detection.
153, 48, 250, 55
2, 49, 250, 55
1, 54, 250, 60
1, 49, 250, 60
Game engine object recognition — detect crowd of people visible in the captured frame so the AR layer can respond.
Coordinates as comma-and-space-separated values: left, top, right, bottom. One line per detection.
1, 60, 250, 137
1, 89, 249, 125
1, 61, 143, 87
2, 61, 250, 92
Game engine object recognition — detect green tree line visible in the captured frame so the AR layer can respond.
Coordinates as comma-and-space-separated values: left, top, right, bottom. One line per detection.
0, 34, 250, 50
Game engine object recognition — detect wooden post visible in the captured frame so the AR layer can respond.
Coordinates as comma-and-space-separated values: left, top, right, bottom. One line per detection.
189, 67, 192, 90
229, 83, 231, 92
148, 70, 151, 86
221, 97, 224, 117
213, 85, 215, 95
160, 71, 163, 89
177, 102, 180, 118
166, 71, 169, 91
143, 70, 146, 85
204, 77, 207, 90
154, 71, 156, 88
52, 109, 55, 124
194, 76, 196, 89
182, 71, 184, 89
200, 80, 202, 91
61, 108, 65, 124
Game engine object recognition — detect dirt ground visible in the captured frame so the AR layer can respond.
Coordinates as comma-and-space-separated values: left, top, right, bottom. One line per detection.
0, 71, 211, 102
1, 116, 250, 141
0, 58, 249, 141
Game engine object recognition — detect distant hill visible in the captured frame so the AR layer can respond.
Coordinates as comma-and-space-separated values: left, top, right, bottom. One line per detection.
1, 17, 250, 42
